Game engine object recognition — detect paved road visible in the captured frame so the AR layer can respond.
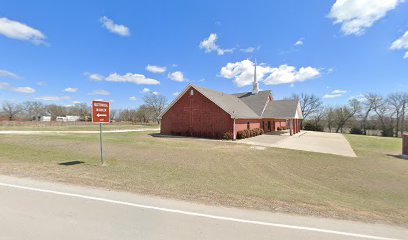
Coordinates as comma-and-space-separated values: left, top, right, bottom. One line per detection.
0, 176, 406, 240
0, 128, 159, 135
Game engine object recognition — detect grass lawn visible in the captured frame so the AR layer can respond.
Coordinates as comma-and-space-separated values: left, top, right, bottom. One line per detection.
0, 131, 407, 226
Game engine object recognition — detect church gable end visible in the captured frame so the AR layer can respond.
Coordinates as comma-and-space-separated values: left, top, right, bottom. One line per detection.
160, 87, 233, 138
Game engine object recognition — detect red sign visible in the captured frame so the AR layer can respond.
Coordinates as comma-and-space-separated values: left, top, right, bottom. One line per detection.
92, 100, 110, 123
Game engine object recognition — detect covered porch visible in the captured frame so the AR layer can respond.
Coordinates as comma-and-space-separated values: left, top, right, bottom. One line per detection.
260, 118, 302, 136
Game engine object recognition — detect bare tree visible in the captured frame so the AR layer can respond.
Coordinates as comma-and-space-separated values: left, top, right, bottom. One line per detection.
46, 104, 67, 120
309, 106, 326, 129
135, 104, 154, 123
2, 101, 23, 121
110, 109, 118, 121
361, 93, 382, 135
372, 97, 395, 136
334, 99, 362, 133
400, 93, 408, 135
387, 93, 405, 137
143, 94, 167, 123
325, 107, 335, 132
287, 93, 322, 128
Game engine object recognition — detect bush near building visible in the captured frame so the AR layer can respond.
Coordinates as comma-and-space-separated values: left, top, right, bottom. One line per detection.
303, 122, 324, 132
235, 128, 264, 140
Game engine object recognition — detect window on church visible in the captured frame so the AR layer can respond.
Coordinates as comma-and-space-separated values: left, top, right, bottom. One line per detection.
190, 89, 194, 96
247, 122, 250, 130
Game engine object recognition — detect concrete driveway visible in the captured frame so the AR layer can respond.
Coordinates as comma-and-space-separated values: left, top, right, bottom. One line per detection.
237, 131, 356, 157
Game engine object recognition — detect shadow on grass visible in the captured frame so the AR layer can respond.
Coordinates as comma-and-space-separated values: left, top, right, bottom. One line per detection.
58, 161, 85, 166
386, 154, 408, 160
149, 133, 194, 139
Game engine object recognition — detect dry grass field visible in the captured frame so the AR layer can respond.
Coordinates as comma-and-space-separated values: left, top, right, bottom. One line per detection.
0, 129, 407, 226
0, 121, 158, 131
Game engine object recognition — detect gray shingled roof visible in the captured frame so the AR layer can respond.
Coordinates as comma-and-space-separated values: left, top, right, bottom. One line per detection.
192, 85, 259, 119
159, 84, 301, 120
262, 100, 299, 119
232, 90, 271, 116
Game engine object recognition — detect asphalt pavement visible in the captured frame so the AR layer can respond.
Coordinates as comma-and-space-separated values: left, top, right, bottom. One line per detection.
0, 175, 406, 240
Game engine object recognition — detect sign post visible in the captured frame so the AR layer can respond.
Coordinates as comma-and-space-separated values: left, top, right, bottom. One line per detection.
92, 100, 110, 165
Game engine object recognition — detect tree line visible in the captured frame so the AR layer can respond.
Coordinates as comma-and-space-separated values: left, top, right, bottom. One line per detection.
289, 92, 408, 137
0, 94, 168, 123
2, 90, 407, 137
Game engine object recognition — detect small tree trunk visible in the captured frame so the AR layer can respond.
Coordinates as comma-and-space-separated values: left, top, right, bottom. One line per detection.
401, 102, 406, 136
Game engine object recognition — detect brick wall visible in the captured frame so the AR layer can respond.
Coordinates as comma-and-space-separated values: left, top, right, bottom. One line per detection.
161, 87, 233, 139
235, 119, 261, 132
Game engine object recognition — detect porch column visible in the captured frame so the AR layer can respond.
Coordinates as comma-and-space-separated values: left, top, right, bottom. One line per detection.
289, 119, 293, 136
297, 119, 300, 133
233, 118, 236, 141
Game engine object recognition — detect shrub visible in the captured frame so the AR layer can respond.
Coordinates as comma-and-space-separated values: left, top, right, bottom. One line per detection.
277, 127, 282, 131
350, 127, 363, 135
253, 128, 260, 136
236, 128, 264, 139
223, 131, 233, 140
303, 122, 323, 132
237, 130, 245, 139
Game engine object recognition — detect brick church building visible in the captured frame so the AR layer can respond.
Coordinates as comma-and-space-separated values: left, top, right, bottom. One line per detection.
159, 77, 303, 140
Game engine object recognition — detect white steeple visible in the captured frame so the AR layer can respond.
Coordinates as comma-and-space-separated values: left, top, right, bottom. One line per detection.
252, 59, 259, 94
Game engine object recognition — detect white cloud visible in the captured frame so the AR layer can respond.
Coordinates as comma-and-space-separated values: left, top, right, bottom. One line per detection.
152, 91, 159, 95
240, 47, 256, 53
63, 87, 78, 93
172, 92, 179, 96
146, 65, 166, 74
105, 73, 160, 85
15, 87, 35, 93
331, 89, 347, 94
168, 71, 185, 82
0, 69, 20, 79
89, 89, 111, 96
72, 101, 81, 105
294, 40, 303, 46
99, 16, 130, 37
323, 89, 348, 99
142, 88, 151, 93
129, 96, 137, 101
199, 33, 234, 55
0, 17, 46, 44
328, 0, 402, 35
220, 59, 320, 87
220, 60, 271, 87
264, 65, 320, 85
84, 72, 104, 81
35, 96, 70, 101
36, 81, 46, 86
86, 73, 104, 81
390, 30, 408, 59
0, 82, 35, 94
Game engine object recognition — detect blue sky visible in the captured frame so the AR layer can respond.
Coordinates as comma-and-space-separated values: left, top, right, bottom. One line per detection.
1, 0, 408, 109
